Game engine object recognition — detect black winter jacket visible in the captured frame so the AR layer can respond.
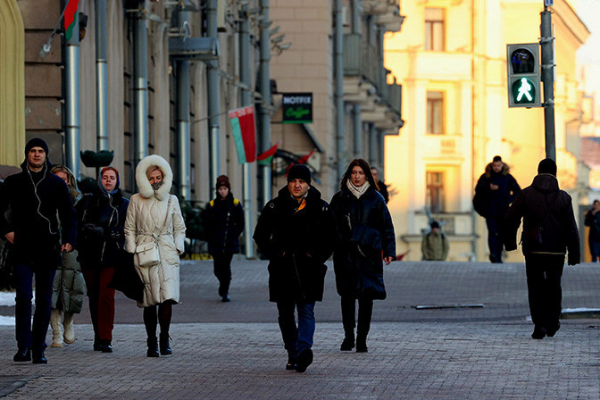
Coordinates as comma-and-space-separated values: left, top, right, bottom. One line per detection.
330, 186, 396, 300
505, 174, 580, 264
0, 163, 77, 266
76, 191, 129, 269
585, 208, 600, 242
205, 193, 245, 254
474, 163, 521, 218
253, 186, 335, 303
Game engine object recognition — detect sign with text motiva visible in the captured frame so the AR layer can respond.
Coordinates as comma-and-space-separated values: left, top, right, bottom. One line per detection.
282, 93, 313, 124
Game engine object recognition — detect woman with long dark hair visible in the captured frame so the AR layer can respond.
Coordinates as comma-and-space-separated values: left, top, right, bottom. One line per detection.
330, 159, 396, 353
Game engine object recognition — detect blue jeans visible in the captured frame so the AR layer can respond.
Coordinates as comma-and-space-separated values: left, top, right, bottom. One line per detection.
276, 301, 315, 356
590, 240, 600, 262
14, 263, 56, 351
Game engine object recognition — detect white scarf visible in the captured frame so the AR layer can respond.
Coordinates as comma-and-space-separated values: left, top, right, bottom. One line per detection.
346, 180, 370, 199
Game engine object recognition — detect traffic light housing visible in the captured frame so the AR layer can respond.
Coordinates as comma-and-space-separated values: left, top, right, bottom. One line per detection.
506, 43, 542, 108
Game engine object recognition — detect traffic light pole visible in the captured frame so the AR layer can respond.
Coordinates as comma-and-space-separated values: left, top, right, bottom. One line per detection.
540, 7, 556, 160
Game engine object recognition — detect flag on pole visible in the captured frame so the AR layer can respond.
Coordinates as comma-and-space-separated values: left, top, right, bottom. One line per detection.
228, 106, 256, 164
257, 142, 280, 166
63, 0, 80, 42
297, 149, 315, 165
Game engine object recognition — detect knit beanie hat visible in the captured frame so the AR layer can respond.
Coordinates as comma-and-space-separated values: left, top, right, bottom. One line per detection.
216, 175, 231, 190
287, 164, 311, 185
538, 158, 557, 176
430, 221, 440, 229
25, 138, 49, 156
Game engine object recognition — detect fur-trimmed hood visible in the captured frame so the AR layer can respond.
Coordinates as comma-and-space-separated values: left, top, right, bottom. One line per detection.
135, 155, 173, 201
484, 162, 510, 177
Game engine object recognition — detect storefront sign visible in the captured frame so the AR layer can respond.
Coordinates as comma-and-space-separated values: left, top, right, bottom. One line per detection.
282, 93, 313, 124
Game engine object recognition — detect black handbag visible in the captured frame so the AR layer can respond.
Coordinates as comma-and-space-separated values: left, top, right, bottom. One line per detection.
109, 251, 145, 302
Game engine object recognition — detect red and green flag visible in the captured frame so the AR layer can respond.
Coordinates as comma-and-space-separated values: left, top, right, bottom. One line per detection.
63, 0, 81, 42
228, 106, 256, 164
257, 142, 280, 166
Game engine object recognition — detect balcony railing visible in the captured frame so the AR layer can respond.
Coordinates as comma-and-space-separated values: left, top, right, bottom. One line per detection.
344, 33, 401, 116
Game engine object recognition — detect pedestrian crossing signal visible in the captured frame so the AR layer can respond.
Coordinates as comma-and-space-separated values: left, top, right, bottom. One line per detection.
506, 43, 542, 108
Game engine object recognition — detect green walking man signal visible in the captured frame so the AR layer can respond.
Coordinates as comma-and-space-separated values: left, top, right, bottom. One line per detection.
506, 43, 542, 108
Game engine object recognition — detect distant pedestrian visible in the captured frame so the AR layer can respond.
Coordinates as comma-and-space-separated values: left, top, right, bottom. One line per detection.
0, 138, 77, 364
370, 166, 389, 204
421, 221, 449, 261
205, 175, 245, 302
331, 159, 396, 353
253, 164, 336, 373
49, 165, 85, 349
77, 166, 129, 353
505, 158, 580, 339
474, 155, 521, 263
124, 155, 186, 357
584, 200, 600, 262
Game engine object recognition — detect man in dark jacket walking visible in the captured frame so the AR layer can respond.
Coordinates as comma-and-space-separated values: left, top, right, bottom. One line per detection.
584, 200, 600, 262
0, 138, 77, 363
505, 158, 580, 339
253, 164, 336, 373
474, 155, 521, 263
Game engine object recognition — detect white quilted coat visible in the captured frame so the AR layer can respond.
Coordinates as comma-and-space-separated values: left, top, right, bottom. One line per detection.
124, 155, 186, 307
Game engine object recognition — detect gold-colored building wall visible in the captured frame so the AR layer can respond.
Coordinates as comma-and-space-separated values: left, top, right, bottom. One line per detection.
384, 0, 589, 262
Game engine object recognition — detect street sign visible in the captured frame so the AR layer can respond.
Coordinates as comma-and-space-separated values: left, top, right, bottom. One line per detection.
545, 0, 553, 6
282, 93, 313, 124
506, 43, 542, 108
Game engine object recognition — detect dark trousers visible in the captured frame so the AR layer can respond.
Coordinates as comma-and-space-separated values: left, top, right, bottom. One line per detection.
341, 296, 374, 339
486, 217, 504, 262
83, 267, 115, 342
14, 263, 56, 351
589, 240, 600, 262
213, 252, 233, 297
525, 253, 565, 331
276, 300, 315, 356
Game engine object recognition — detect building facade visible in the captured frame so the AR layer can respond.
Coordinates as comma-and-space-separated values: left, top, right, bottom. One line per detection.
384, 0, 589, 261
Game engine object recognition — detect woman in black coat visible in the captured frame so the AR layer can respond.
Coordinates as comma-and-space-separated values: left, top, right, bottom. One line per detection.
77, 167, 129, 353
330, 159, 396, 353
205, 175, 245, 301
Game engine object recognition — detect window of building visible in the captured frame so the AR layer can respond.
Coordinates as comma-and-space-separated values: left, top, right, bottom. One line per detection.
426, 171, 445, 213
427, 91, 444, 134
425, 8, 445, 52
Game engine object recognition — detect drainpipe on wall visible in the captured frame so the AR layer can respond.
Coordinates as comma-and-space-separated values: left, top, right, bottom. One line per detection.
368, 124, 377, 168
176, 7, 191, 200
334, 0, 345, 180
133, 1, 149, 167
95, 0, 109, 151
240, 4, 254, 258
207, 0, 221, 191
353, 105, 362, 158
258, 0, 272, 208
379, 130, 386, 181
65, 7, 81, 180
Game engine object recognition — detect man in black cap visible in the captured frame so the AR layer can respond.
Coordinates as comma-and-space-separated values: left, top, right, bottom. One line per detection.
253, 164, 336, 373
421, 220, 449, 261
505, 158, 580, 339
0, 138, 77, 363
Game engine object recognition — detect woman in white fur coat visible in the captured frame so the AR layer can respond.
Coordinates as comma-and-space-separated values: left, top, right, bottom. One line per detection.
124, 155, 186, 357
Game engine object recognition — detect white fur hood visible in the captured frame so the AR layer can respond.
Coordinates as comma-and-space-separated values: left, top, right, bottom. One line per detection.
135, 155, 173, 201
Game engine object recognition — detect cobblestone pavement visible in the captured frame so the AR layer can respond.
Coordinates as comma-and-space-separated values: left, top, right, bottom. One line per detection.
1, 260, 599, 399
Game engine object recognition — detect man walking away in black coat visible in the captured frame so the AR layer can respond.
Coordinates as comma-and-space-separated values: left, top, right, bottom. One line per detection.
505, 158, 580, 340
474, 155, 521, 263
253, 164, 336, 373
0, 138, 77, 363
584, 200, 600, 262
370, 167, 389, 204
